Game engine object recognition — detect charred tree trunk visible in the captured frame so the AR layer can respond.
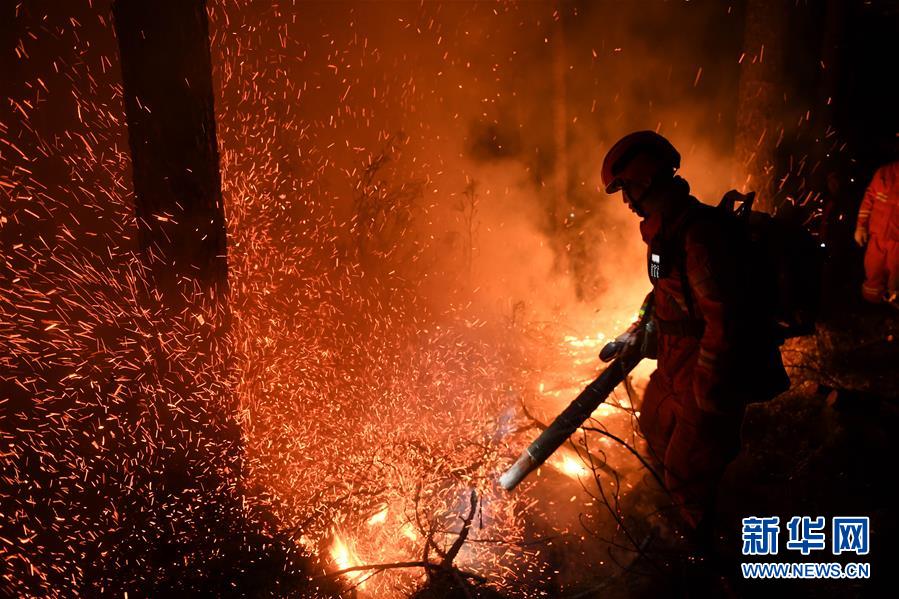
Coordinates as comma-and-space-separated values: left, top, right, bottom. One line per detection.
112, 1, 243, 592
733, 0, 789, 213
114, 0, 227, 297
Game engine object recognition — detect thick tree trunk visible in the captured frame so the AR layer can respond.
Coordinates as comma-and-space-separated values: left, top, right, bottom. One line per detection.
112, 2, 243, 592
113, 0, 228, 296
733, 0, 789, 213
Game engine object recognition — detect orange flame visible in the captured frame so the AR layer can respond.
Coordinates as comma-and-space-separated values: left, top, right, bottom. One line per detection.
330, 533, 366, 586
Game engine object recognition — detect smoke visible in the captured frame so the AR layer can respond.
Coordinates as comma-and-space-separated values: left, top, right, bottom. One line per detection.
208, 1, 745, 326
349, 0, 748, 326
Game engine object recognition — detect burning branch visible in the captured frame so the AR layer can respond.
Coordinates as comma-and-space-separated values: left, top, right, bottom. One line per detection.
316, 490, 494, 596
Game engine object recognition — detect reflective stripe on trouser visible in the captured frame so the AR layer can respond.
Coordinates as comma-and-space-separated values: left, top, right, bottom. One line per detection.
862, 235, 899, 302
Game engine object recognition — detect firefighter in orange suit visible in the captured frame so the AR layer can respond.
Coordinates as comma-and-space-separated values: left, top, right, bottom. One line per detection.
600, 131, 789, 532
856, 160, 899, 305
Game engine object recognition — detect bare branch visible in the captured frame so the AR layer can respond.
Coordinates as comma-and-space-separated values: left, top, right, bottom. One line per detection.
581, 424, 668, 495
442, 490, 478, 567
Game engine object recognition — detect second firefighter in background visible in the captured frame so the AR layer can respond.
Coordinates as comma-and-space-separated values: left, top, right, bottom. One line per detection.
856, 159, 899, 306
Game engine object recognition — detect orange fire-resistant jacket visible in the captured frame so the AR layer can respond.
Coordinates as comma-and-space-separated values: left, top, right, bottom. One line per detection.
639, 183, 787, 414
858, 160, 899, 242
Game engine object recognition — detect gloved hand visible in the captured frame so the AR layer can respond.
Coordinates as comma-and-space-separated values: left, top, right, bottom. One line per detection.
599, 339, 628, 363
599, 325, 643, 363
854, 227, 869, 246
600, 292, 656, 363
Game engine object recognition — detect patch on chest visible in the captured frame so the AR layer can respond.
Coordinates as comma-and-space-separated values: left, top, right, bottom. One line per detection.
648, 252, 664, 281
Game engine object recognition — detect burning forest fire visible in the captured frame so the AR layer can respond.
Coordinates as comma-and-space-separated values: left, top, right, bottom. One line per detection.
4, 0, 899, 597
206, 2, 664, 594
0, 0, 737, 595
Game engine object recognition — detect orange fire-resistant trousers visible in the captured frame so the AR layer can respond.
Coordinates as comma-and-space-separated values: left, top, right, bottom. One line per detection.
862, 235, 899, 302
638, 369, 744, 529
